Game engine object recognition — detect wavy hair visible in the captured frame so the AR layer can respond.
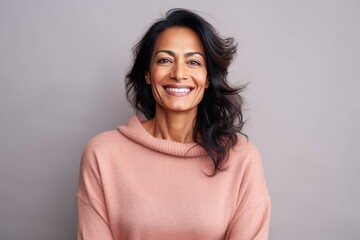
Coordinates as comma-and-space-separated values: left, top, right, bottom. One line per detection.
126, 8, 247, 175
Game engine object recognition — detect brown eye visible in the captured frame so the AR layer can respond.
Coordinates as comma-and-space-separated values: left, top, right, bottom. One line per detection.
188, 60, 201, 66
157, 58, 172, 64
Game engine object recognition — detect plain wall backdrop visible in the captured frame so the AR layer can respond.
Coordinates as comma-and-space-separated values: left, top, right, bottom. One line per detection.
1, 0, 359, 239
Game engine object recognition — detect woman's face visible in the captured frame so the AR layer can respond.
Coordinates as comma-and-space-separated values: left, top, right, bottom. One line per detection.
146, 26, 208, 116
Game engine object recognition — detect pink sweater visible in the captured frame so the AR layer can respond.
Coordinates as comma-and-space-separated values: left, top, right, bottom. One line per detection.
77, 116, 270, 240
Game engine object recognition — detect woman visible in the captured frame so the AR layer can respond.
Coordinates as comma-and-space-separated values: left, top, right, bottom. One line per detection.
77, 8, 270, 240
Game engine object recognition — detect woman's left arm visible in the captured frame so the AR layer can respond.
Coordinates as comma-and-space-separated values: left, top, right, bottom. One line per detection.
226, 143, 271, 240
226, 197, 271, 240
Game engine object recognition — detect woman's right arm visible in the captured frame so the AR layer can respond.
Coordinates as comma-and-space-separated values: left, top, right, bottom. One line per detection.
77, 141, 114, 240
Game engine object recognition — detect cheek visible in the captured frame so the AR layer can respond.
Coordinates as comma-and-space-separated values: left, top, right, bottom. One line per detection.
197, 71, 208, 86
150, 66, 168, 83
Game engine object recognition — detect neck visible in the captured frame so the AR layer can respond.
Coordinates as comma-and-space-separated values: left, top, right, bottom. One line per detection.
142, 109, 197, 143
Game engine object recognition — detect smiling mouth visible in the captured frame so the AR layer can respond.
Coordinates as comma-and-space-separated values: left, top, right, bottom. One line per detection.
163, 85, 194, 96
165, 87, 192, 93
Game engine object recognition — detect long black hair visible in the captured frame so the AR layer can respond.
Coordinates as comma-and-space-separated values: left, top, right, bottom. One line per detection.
126, 8, 247, 175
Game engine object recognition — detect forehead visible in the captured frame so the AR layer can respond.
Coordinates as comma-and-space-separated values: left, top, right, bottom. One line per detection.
153, 26, 205, 53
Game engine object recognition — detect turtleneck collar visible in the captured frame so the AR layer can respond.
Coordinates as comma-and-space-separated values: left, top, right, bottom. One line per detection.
118, 116, 207, 158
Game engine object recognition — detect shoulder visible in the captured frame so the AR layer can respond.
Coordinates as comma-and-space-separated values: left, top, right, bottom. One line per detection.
81, 127, 139, 166
228, 136, 270, 205
232, 135, 262, 162
84, 130, 122, 153
85, 116, 143, 152
226, 135, 265, 176
79, 129, 132, 173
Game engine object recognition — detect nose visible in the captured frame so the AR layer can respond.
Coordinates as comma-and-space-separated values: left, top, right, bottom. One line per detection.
170, 61, 188, 81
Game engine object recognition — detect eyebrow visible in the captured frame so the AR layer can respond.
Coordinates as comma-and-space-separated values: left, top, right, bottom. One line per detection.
153, 50, 205, 59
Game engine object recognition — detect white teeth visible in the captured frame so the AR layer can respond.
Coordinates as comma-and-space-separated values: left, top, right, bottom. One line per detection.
165, 87, 191, 93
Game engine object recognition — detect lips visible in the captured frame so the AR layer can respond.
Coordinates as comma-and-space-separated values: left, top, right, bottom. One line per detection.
163, 85, 194, 96
165, 87, 191, 93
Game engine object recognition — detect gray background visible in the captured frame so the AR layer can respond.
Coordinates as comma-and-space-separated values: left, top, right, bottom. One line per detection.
1, 0, 359, 239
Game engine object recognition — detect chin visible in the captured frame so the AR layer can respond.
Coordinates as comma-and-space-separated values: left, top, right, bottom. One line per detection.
164, 105, 197, 113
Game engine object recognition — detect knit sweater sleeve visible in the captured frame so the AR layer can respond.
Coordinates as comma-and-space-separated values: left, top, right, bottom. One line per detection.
226, 142, 271, 240
227, 198, 270, 240
77, 139, 113, 240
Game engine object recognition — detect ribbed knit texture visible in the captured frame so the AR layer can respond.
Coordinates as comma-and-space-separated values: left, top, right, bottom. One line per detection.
77, 116, 270, 240
119, 116, 207, 157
